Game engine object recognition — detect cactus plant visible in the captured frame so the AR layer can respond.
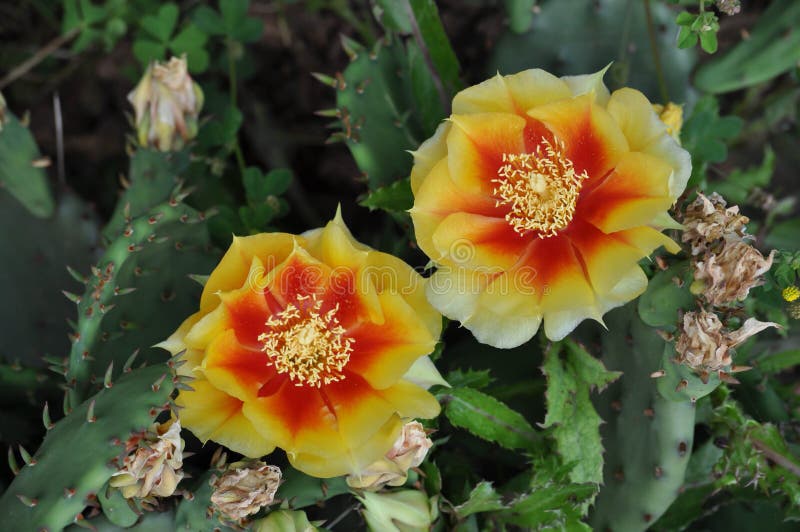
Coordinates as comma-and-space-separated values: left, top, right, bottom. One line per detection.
0, 364, 175, 531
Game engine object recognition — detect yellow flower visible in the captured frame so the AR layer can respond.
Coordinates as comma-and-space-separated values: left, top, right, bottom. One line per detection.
782, 285, 800, 303
159, 210, 443, 478
409, 68, 690, 347
652, 102, 683, 141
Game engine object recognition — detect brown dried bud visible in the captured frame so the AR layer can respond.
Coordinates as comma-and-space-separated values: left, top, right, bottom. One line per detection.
347, 421, 433, 491
676, 310, 779, 372
109, 419, 184, 499
682, 193, 749, 256
211, 461, 281, 522
694, 241, 775, 306
716, 0, 741, 16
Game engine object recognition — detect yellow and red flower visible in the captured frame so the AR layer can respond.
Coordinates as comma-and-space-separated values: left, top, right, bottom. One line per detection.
410, 68, 690, 347
159, 211, 444, 478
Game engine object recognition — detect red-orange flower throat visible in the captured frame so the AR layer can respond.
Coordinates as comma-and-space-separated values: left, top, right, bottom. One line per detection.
258, 294, 354, 388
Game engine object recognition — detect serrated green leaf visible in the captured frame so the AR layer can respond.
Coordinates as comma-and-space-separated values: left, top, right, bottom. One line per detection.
445, 368, 493, 389
500, 482, 596, 528
542, 341, 620, 487
756, 349, 800, 374
440, 387, 540, 452
712, 146, 775, 205
141, 3, 178, 43
455, 481, 506, 518
359, 177, 414, 213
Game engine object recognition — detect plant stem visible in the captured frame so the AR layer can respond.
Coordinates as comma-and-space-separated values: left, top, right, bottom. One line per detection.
0, 27, 79, 89
227, 39, 247, 176
644, 0, 670, 103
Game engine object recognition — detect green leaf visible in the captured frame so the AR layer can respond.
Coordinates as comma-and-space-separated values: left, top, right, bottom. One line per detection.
699, 30, 718, 54
542, 341, 620, 487
372, 0, 413, 33
681, 96, 743, 186
220, 0, 249, 31
677, 26, 698, 49
765, 219, 800, 251
170, 23, 209, 72
192, 5, 224, 35
0, 113, 55, 217
501, 483, 596, 528
711, 146, 775, 205
141, 3, 179, 43
504, 0, 536, 34
675, 11, 696, 26
440, 387, 540, 452
408, 0, 462, 96
79, 0, 107, 24
62, 0, 81, 32
198, 106, 243, 149
637, 262, 693, 329
455, 482, 506, 518
359, 177, 414, 213
756, 349, 800, 374
132, 38, 166, 65
232, 17, 264, 43
445, 368, 493, 390
262, 168, 293, 196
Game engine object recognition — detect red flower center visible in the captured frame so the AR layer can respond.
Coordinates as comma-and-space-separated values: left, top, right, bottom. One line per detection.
258, 294, 355, 388
493, 137, 588, 238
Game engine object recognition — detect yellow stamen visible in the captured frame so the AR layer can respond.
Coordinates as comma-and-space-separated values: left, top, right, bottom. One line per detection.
493, 137, 588, 237
258, 294, 354, 387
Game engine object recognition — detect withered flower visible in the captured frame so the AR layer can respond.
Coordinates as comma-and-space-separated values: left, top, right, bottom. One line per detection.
347, 421, 433, 490
675, 310, 779, 373
109, 419, 184, 499
211, 461, 281, 522
682, 193, 749, 256
694, 241, 775, 306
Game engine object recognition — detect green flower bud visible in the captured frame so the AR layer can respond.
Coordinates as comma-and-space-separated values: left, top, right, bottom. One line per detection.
358, 490, 437, 532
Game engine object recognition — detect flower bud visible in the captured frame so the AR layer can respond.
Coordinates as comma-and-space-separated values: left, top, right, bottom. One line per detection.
211, 461, 281, 522
347, 421, 433, 490
358, 490, 437, 532
694, 241, 774, 306
128, 55, 203, 151
252, 510, 319, 531
716, 0, 741, 16
109, 419, 184, 499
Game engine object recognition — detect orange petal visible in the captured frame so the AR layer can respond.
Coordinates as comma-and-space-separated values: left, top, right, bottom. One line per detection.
527, 94, 629, 183
202, 329, 273, 401
262, 243, 333, 306
431, 212, 527, 271
578, 151, 673, 234
201, 233, 298, 313
527, 236, 595, 315
449, 113, 527, 172
347, 291, 438, 389
177, 379, 275, 458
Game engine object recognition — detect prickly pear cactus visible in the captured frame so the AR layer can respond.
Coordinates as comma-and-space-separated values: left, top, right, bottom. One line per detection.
0, 364, 175, 532
63, 194, 216, 402
489, 0, 695, 101
325, 35, 429, 189
591, 302, 721, 531
0, 189, 99, 367
0, 95, 55, 218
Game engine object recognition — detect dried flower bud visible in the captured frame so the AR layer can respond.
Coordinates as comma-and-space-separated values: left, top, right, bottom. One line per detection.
682, 193, 749, 256
676, 311, 779, 372
128, 55, 203, 151
109, 419, 184, 499
358, 490, 437, 532
347, 421, 433, 491
716, 0, 741, 16
211, 461, 281, 522
652, 102, 683, 142
694, 241, 775, 306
